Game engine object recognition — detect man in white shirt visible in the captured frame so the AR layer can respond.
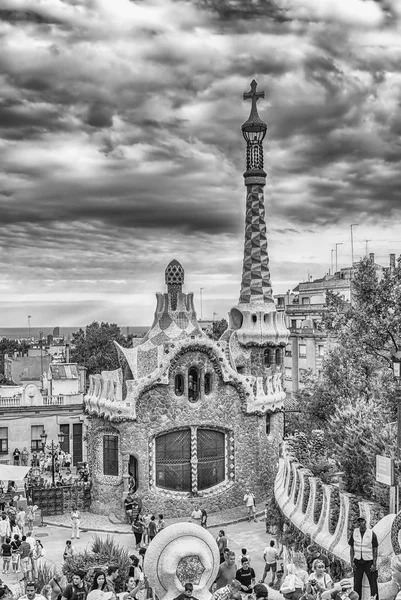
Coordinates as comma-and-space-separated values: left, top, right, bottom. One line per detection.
243, 490, 256, 522
260, 540, 279, 586
191, 506, 202, 521
19, 581, 47, 600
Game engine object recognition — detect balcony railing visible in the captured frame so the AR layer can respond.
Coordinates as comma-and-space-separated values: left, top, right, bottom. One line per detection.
0, 394, 83, 408
43, 395, 65, 405
0, 397, 21, 407
285, 303, 327, 314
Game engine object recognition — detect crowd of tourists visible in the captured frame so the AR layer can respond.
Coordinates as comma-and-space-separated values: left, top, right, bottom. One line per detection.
0, 494, 388, 600
211, 514, 380, 600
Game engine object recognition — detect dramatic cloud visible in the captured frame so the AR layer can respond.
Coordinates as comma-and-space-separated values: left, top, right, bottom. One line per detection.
0, 0, 400, 327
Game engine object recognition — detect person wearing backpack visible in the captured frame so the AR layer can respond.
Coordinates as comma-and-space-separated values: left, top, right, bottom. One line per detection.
61, 570, 88, 600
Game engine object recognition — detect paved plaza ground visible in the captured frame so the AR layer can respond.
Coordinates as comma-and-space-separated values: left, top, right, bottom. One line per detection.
0, 511, 282, 600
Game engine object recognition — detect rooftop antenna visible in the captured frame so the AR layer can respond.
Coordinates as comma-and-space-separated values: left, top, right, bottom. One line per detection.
335, 243, 343, 272
350, 223, 358, 266
364, 239, 372, 256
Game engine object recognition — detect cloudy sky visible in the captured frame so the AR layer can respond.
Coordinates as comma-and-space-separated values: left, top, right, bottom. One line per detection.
0, 0, 400, 327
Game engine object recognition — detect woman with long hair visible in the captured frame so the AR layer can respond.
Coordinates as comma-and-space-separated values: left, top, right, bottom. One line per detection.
132, 514, 144, 549
90, 571, 108, 592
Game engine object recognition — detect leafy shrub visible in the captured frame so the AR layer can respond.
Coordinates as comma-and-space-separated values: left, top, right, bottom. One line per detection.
62, 534, 131, 592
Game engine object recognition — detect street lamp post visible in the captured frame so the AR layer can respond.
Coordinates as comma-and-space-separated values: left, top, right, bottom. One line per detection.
39, 331, 43, 390
40, 430, 65, 486
393, 349, 401, 513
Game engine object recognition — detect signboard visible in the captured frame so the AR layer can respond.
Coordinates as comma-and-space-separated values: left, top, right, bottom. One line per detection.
376, 455, 395, 486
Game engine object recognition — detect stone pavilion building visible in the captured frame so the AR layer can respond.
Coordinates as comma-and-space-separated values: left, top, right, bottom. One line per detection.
84, 81, 289, 517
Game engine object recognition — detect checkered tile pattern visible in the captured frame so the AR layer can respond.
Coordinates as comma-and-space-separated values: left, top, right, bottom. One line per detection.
239, 184, 273, 304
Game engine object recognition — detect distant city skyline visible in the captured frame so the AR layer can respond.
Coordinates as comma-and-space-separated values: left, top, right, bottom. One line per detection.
0, 0, 400, 326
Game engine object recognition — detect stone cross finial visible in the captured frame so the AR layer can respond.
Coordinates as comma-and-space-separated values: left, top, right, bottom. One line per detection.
243, 80, 265, 113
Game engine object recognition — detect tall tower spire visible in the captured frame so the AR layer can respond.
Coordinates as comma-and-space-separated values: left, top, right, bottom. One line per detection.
239, 80, 273, 305
228, 80, 289, 351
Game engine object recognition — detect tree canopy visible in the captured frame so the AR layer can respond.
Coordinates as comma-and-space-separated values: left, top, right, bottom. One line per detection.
289, 256, 401, 506
70, 322, 133, 376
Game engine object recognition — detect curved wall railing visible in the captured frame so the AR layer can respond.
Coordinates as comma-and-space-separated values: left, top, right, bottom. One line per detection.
274, 443, 398, 600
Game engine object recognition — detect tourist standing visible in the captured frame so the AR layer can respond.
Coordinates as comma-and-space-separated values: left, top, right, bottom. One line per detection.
148, 516, 157, 542
26, 504, 35, 533
216, 530, 228, 564
71, 505, 80, 539
20, 535, 33, 581
0, 515, 10, 544
243, 490, 256, 522
349, 516, 379, 600
34, 539, 46, 572
260, 540, 279, 586
157, 514, 166, 533
124, 494, 134, 524
17, 507, 26, 536
63, 540, 75, 562
61, 570, 88, 600
132, 514, 144, 549
13, 449, 21, 466
191, 506, 202, 522
1, 537, 12, 574
128, 555, 142, 581
214, 551, 237, 591
10, 533, 21, 574
21, 448, 29, 466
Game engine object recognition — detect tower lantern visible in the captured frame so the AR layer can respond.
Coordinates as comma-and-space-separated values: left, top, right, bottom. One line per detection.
242, 80, 267, 182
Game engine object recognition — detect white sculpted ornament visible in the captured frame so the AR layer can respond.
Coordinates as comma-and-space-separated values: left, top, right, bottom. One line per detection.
143, 522, 220, 600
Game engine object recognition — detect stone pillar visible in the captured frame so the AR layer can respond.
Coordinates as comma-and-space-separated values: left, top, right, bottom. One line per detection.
190, 426, 198, 495
122, 452, 130, 496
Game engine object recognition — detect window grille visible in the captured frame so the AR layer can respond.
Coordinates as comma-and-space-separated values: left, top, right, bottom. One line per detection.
103, 435, 119, 476
155, 427, 226, 493
156, 429, 191, 491
197, 429, 225, 491
31, 425, 44, 452
0, 428, 8, 454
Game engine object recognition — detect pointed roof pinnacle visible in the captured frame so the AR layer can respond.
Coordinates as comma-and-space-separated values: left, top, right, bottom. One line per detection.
242, 80, 267, 133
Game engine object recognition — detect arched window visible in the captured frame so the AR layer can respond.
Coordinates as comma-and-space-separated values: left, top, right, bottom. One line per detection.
155, 427, 226, 494
204, 373, 212, 395
275, 348, 282, 365
155, 429, 191, 491
175, 374, 184, 396
264, 348, 271, 366
188, 367, 200, 402
266, 414, 271, 436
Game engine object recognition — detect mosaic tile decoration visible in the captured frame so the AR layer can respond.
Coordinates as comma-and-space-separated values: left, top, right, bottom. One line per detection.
239, 184, 274, 304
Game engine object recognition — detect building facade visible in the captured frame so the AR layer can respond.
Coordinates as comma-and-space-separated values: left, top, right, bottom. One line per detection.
84, 81, 289, 518
277, 253, 396, 394
0, 357, 87, 466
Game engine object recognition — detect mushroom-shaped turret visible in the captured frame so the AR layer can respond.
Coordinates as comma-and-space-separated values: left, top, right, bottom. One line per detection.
165, 259, 184, 310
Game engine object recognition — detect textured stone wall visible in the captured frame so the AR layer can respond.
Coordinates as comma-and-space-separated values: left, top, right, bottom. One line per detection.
89, 350, 282, 517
